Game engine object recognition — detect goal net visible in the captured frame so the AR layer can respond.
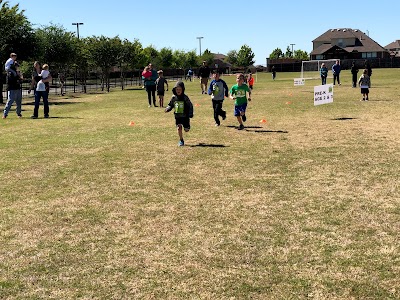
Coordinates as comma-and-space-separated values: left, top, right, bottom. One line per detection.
301, 59, 338, 80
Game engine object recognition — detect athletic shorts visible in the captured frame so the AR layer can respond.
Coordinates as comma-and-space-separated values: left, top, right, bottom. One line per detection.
361, 88, 369, 94
157, 90, 165, 96
175, 117, 190, 131
234, 103, 247, 116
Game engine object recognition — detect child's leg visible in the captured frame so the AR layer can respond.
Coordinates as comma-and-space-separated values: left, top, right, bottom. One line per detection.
160, 96, 164, 107
236, 115, 243, 125
177, 124, 183, 141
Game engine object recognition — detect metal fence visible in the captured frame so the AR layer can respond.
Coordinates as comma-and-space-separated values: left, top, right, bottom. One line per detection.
1, 72, 184, 102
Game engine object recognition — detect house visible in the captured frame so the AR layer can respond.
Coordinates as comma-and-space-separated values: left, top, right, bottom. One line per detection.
384, 40, 400, 57
310, 28, 389, 60
212, 53, 232, 73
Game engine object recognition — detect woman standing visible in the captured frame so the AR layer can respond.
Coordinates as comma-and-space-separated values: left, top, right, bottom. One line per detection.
29, 61, 52, 118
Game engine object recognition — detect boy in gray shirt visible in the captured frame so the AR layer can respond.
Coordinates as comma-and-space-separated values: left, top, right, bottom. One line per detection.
207, 69, 228, 126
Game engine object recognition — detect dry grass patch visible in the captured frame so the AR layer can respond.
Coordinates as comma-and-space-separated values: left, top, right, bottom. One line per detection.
1, 70, 399, 299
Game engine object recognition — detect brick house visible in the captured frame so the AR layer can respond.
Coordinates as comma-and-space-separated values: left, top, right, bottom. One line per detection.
384, 40, 400, 57
310, 28, 389, 60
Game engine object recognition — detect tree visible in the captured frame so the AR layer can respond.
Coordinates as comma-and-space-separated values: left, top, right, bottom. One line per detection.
118, 39, 145, 90
226, 50, 238, 66
285, 46, 293, 58
34, 24, 77, 69
142, 45, 159, 67
0, 0, 36, 62
269, 48, 284, 59
236, 44, 255, 68
86, 35, 122, 92
0, 0, 36, 102
200, 49, 214, 67
293, 49, 309, 60
157, 47, 173, 68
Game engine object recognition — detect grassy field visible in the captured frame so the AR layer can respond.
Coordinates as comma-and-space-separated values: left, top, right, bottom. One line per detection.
1, 69, 399, 299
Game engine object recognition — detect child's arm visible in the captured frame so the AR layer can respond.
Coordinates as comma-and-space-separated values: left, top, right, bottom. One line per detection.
165, 80, 168, 91
223, 81, 229, 98
207, 81, 213, 95
187, 99, 194, 118
165, 98, 174, 113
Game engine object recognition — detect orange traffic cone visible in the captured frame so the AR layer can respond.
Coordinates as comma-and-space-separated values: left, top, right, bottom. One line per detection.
260, 119, 267, 123
129, 121, 135, 126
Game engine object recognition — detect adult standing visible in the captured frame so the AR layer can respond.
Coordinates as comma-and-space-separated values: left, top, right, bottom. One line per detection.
365, 60, 372, 77
350, 61, 359, 88
2, 61, 23, 119
198, 61, 210, 94
143, 63, 158, 107
29, 61, 52, 118
332, 60, 341, 86
271, 65, 276, 80
320, 63, 328, 85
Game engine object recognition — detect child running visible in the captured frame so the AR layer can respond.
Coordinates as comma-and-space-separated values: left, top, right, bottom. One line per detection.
155, 70, 168, 107
229, 73, 251, 130
165, 81, 194, 146
358, 68, 371, 101
207, 69, 228, 126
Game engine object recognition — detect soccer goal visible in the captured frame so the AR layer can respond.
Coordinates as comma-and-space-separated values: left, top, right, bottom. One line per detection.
300, 59, 338, 80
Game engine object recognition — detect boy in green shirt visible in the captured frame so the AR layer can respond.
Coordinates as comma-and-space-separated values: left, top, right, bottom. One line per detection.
229, 73, 251, 130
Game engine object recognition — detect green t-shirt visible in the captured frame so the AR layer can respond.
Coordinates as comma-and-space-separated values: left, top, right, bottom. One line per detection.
174, 100, 185, 114
230, 84, 250, 106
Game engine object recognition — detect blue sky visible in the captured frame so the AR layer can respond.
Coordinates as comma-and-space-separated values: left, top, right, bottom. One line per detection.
7, 0, 399, 65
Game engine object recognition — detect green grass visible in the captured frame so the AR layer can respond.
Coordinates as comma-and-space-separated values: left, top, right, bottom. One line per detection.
1, 69, 399, 299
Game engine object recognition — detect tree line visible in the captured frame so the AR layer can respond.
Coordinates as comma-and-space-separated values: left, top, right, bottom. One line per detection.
1, 0, 255, 92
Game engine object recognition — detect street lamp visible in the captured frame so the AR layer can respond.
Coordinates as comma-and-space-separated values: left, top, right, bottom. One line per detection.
196, 37, 204, 56
72, 22, 84, 39
290, 43, 295, 57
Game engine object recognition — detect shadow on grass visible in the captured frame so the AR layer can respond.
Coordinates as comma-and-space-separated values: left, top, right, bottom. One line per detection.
226, 125, 288, 134
190, 143, 228, 148
332, 117, 357, 121
23, 101, 82, 106
251, 129, 288, 133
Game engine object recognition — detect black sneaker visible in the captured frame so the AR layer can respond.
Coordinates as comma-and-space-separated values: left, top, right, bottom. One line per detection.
31, 115, 38, 119
242, 114, 246, 122
44, 115, 49, 118
222, 111, 226, 120
238, 124, 245, 130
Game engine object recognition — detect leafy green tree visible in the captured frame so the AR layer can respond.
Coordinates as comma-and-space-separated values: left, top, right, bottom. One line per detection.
157, 47, 173, 68
0, 0, 36, 102
294, 49, 309, 60
185, 50, 198, 68
199, 49, 214, 67
226, 50, 238, 66
172, 50, 187, 68
142, 45, 159, 67
269, 48, 284, 59
34, 24, 77, 69
285, 46, 293, 58
86, 35, 122, 92
236, 44, 255, 68
0, 0, 36, 62
118, 39, 145, 89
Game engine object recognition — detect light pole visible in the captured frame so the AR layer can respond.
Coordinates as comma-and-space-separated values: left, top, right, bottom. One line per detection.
196, 37, 204, 56
72, 22, 84, 39
72, 23, 83, 93
290, 43, 295, 57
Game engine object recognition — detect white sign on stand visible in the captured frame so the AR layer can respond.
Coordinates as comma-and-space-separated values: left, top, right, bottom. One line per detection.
314, 84, 333, 106
294, 78, 305, 86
